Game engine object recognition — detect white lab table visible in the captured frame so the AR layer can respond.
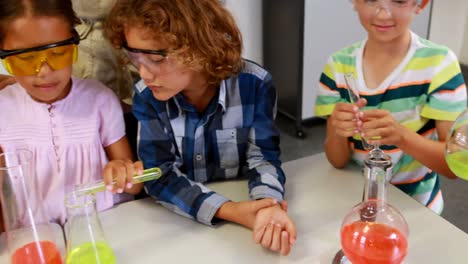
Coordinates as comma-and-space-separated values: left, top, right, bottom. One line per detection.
98, 153, 468, 263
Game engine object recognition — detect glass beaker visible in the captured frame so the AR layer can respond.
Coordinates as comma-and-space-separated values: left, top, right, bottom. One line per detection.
339, 148, 409, 264
445, 109, 468, 180
65, 192, 115, 264
0, 149, 62, 264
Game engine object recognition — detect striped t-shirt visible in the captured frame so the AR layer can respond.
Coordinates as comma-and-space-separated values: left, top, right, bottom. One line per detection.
315, 32, 467, 214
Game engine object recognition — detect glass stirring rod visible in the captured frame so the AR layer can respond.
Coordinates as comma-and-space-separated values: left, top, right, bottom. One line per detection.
344, 73, 376, 150
74, 167, 162, 195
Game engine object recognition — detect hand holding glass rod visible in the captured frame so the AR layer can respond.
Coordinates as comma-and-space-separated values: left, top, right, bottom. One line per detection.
73, 167, 162, 195
343, 73, 377, 150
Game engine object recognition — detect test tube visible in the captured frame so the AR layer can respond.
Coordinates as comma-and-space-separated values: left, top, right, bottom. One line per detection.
73, 167, 162, 195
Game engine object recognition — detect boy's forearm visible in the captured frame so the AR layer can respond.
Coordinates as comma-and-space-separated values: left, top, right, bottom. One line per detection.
214, 200, 281, 229
399, 127, 456, 178
215, 201, 245, 226
125, 182, 144, 194
324, 119, 351, 168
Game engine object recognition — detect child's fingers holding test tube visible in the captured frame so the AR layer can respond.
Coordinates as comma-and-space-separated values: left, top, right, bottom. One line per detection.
73, 167, 162, 196
103, 160, 144, 193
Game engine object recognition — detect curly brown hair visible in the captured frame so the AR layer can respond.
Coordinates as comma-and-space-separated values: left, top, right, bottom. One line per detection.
104, 0, 243, 85
0, 0, 80, 44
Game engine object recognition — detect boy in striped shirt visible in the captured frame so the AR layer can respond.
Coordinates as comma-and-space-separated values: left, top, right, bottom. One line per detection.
315, 0, 467, 213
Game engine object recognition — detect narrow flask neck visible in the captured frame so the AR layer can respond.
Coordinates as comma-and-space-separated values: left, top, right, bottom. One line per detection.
363, 148, 393, 204
65, 193, 99, 221
65, 192, 107, 248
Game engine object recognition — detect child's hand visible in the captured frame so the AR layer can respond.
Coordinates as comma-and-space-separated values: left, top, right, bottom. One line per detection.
215, 198, 278, 229
253, 201, 297, 256
360, 109, 406, 146
0, 74, 15, 90
329, 98, 367, 138
103, 160, 144, 193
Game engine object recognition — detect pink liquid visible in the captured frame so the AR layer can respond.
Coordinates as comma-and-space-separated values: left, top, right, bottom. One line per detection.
341, 221, 408, 264
11, 240, 62, 264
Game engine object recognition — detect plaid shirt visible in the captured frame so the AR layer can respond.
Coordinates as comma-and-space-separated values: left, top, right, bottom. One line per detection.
133, 60, 286, 225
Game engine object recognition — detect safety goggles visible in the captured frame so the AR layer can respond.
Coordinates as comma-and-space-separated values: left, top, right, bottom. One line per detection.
0, 30, 80, 76
122, 44, 178, 76
357, 0, 418, 18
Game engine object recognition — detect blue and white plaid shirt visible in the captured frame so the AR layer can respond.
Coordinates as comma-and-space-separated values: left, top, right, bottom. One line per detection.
134, 60, 286, 225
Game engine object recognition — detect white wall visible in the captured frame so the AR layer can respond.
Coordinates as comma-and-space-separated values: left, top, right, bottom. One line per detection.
223, 1, 468, 68
224, 0, 263, 65
460, 5, 468, 64
429, 0, 468, 63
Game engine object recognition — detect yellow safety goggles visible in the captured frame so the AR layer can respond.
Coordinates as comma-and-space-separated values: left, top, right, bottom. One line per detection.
0, 30, 80, 76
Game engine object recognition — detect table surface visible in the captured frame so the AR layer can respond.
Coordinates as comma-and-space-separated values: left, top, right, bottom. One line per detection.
96, 153, 468, 264
1, 153, 467, 263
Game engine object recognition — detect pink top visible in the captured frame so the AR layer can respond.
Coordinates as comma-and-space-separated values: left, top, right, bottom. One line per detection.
0, 77, 131, 225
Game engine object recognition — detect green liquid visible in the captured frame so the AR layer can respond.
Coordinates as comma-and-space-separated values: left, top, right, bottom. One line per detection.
446, 151, 468, 180
66, 242, 115, 264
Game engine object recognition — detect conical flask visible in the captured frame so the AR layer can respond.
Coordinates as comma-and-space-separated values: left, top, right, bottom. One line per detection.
339, 148, 409, 264
65, 192, 115, 264
0, 149, 62, 264
445, 108, 468, 180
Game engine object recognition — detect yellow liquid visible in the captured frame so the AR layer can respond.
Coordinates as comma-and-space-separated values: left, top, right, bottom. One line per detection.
446, 151, 468, 180
66, 242, 116, 264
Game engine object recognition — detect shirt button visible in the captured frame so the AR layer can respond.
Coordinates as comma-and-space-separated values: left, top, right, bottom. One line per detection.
196, 154, 202, 161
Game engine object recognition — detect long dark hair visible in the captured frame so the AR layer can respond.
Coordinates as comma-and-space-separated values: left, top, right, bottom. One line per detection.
0, 0, 80, 43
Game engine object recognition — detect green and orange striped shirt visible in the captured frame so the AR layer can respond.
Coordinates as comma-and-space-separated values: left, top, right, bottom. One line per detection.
315, 32, 467, 214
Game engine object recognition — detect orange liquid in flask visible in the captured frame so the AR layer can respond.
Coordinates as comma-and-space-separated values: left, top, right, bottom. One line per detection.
341, 221, 408, 264
11, 240, 62, 264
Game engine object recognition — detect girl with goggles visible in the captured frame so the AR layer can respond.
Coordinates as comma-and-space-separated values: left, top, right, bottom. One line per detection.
0, 0, 144, 233
316, 0, 466, 217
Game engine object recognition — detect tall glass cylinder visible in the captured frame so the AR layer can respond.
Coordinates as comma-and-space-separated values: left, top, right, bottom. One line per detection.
65, 192, 115, 264
339, 148, 409, 264
0, 149, 62, 264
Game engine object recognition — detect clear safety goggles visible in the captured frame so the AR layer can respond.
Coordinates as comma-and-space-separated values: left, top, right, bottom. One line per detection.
0, 30, 80, 76
122, 43, 178, 75
357, 0, 418, 18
